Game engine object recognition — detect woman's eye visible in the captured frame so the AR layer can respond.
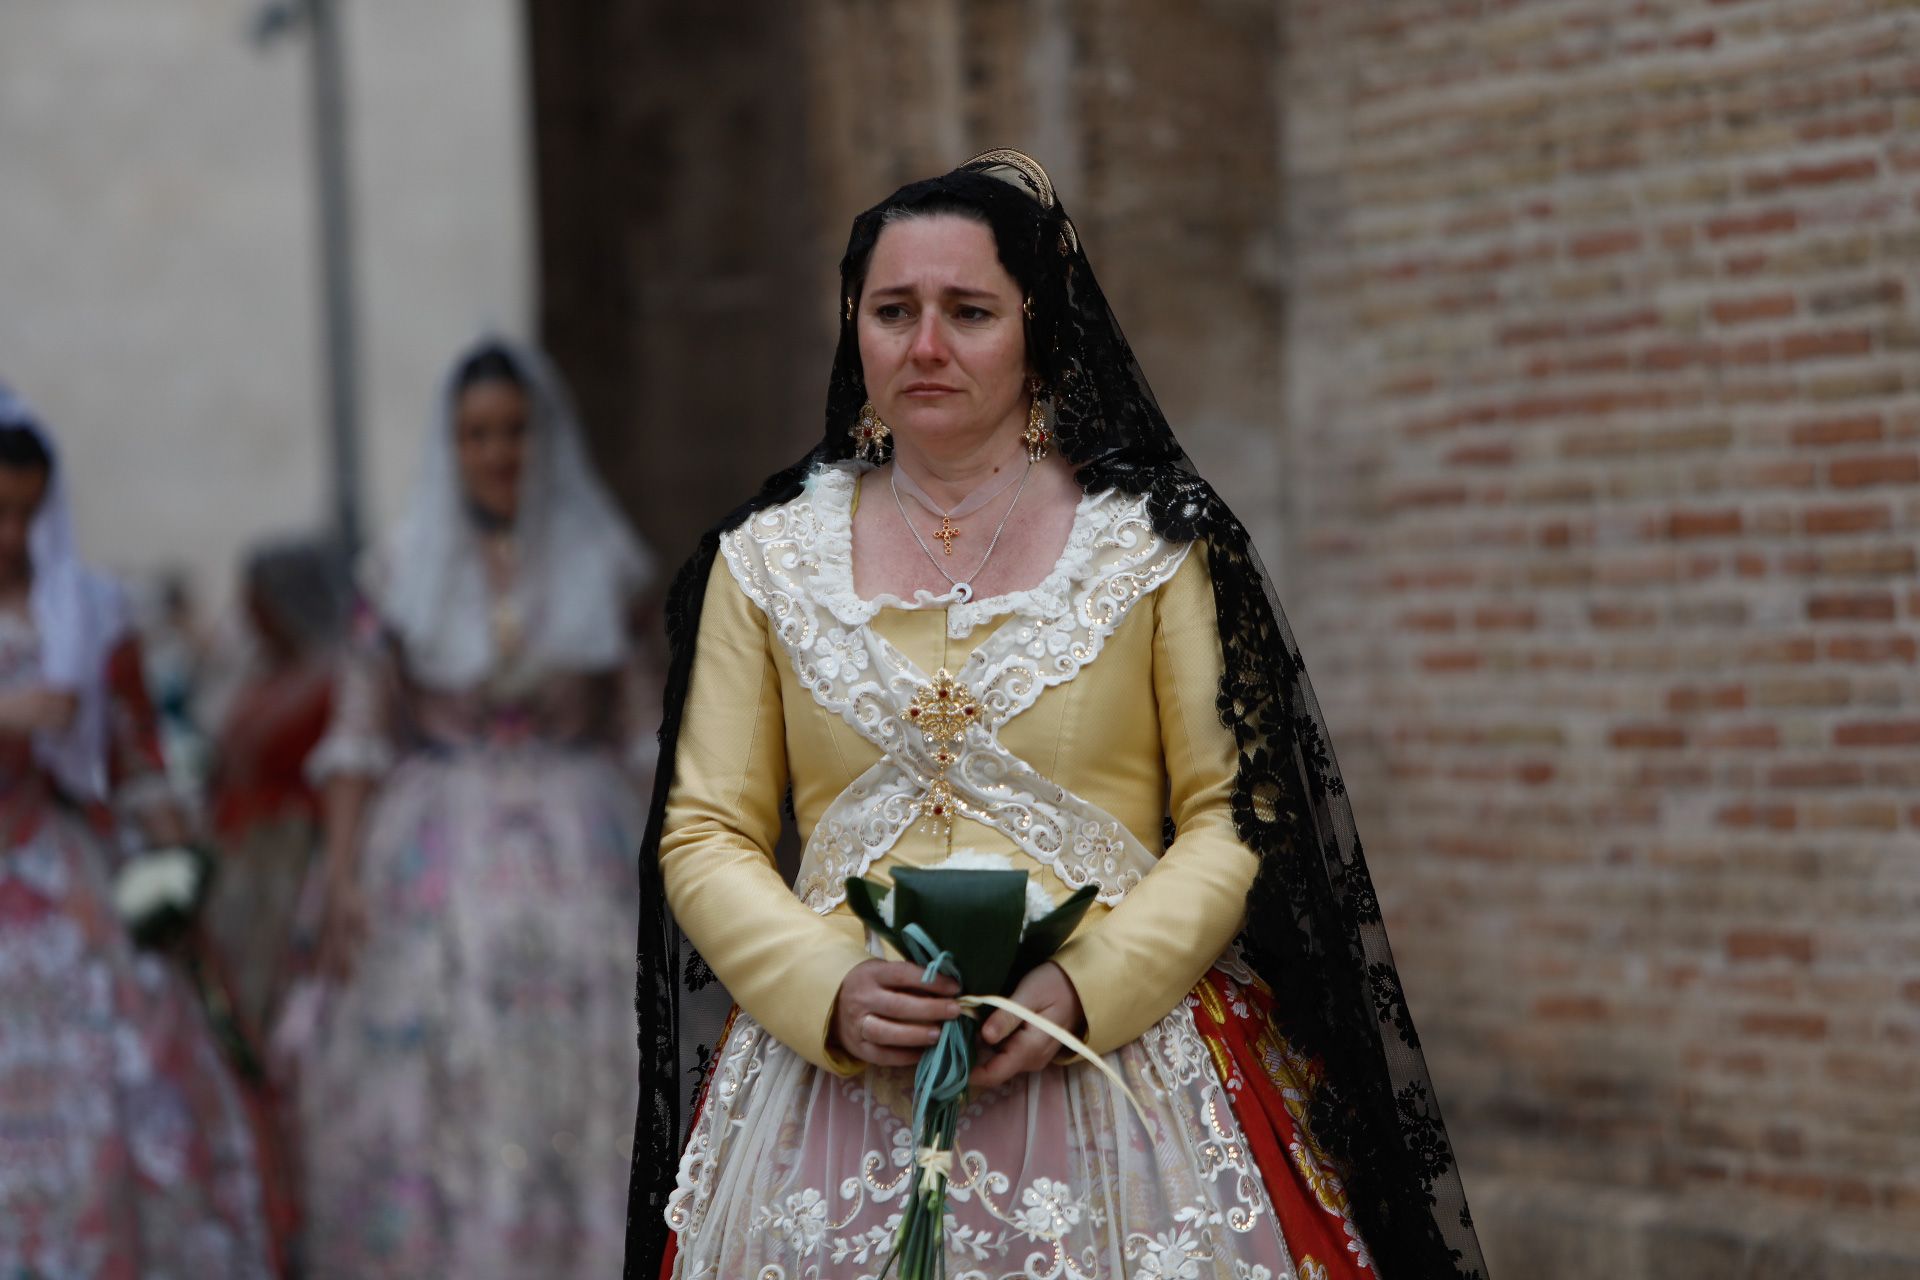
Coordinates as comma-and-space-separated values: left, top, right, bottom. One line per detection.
874, 304, 909, 322
954, 305, 991, 322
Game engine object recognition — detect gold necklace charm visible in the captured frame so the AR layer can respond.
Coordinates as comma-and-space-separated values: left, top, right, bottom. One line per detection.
906, 668, 981, 832
890, 462, 1034, 605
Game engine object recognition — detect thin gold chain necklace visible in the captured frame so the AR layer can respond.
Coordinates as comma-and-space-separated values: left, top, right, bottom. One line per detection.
889, 461, 1033, 605
891, 459, 1027, 555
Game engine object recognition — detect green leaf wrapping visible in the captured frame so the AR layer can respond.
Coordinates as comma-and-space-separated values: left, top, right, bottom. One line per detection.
847, 872, 1100, 994
1007, 883, 1098, 991
844, 876, 907, 958
887, 867, 1027, 995
843, 867, 1099, 1280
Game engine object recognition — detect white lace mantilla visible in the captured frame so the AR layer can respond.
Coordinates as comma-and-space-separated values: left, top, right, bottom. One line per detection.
718, 464, 1191, 913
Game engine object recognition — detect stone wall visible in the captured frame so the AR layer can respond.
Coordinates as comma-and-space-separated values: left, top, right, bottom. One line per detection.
528, 0, 822, 565
1282, 0, 1920, 1273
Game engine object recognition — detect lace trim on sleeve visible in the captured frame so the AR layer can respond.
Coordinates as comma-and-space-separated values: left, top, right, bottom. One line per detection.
305, 733, 394, 783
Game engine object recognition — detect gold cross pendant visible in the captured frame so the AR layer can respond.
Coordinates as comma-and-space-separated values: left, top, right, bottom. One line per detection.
933, 516, 961, 555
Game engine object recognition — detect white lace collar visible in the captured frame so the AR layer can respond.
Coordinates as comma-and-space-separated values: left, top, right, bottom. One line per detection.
803, 462, 1113, 638
720, 461, 1187, 912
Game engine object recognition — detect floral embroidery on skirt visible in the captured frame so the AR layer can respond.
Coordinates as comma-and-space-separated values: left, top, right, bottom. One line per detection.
661, 962, 1363, 1280
0, 811, 274, 1278
300, 751, 644, 1279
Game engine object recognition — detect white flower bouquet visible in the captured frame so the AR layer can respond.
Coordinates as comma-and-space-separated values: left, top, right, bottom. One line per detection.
111, 844, 214, 949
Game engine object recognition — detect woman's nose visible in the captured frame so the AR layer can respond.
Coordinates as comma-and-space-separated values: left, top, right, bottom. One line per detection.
909, 312, 948, 364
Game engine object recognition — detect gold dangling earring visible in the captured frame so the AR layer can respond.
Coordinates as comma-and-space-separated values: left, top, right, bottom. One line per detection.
854, 400, 892, 463
1023, 378, 1051, 462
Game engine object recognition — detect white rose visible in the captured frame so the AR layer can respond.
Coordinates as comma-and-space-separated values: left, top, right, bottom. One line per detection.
112, 848, 204, 922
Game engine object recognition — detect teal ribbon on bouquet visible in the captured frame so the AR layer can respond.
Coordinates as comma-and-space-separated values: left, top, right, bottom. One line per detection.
896, 923, 970, 1166
847, 866, 1141, 1278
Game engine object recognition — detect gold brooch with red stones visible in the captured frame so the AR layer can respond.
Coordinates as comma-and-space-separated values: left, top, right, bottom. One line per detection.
906, 668, 981, 833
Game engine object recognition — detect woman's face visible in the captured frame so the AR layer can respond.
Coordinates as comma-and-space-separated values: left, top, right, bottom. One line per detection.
453, 377, 531, 524
857, 214, 1030, 459
0, 465, 48, 588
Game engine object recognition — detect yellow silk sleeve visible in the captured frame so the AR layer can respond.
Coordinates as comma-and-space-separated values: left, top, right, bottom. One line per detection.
1051, 544, 1260, 1054
658, 558, 872, 1073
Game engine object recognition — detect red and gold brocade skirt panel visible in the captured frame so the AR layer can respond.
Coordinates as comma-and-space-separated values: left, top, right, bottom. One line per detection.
1186, 966, 1376, 1280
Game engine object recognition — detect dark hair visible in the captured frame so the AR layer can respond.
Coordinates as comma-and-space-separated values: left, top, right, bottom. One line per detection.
0, 426, 53, 476
453, 343, 526, 393
853, 197, 1005, 296
243, 534, 350, 651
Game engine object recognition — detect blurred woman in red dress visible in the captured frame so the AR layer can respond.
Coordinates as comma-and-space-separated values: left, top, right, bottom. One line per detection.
204, 538, 347, 1047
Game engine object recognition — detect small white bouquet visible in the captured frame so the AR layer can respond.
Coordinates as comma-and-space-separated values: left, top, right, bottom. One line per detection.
112, 845, 213, 949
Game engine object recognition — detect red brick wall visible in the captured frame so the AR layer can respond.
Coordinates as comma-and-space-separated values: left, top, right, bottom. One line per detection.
1283, 0, 1920, 1265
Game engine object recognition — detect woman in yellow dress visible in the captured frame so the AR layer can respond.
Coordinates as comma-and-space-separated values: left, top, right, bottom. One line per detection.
625, 152, 1488, 1280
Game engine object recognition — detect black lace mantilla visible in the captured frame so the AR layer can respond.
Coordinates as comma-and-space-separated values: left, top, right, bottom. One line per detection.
625, 150, 1489, 1279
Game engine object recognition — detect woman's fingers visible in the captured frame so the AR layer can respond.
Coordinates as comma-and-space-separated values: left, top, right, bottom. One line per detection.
968, 1024, 1054, 1090
834, 959, 965, 1066
870, 961, 959, 997
979, 1006, 1019, 1045
319, 890, 366, 980
869, 987, 965, 1025
862, 1013, 944, 1048
838, 960, 1093, 1075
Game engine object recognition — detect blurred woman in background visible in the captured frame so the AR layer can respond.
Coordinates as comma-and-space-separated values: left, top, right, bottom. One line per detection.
0, 384, 274, 1278
300, 338, 659, 1279
204, 537, 347, 1048
198, 536, 350, 1268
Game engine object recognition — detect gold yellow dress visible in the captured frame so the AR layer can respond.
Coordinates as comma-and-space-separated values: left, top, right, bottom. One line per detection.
660, 463, 1305, 1278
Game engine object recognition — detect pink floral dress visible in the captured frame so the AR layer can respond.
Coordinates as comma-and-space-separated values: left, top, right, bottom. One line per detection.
0, 610, 274, 1279
298, 612, 655, 1279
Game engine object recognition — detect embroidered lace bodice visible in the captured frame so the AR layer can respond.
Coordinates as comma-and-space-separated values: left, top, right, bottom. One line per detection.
720, 464, 1191, 912
660, 462, 1260, 1071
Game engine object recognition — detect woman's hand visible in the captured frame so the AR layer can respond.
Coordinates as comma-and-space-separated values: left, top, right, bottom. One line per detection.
0, 686, 78, 734
316, 863, 367, 981
315, 775, 375, 981
969, 961, 1083, 1091
830, 959, 964, 1068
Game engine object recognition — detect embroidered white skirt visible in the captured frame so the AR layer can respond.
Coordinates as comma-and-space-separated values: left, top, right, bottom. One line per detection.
665, 992, 1297, 1280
